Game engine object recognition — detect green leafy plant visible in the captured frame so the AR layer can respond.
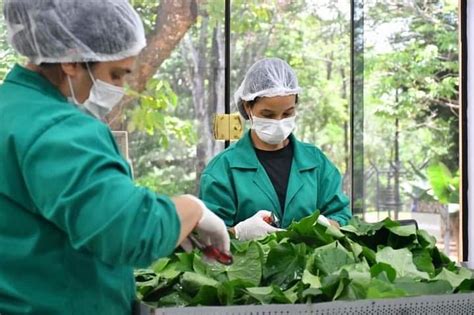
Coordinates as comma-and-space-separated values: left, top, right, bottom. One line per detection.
426, 162, 459, 205
127, 78, 196, 148
135, 212, 473, 307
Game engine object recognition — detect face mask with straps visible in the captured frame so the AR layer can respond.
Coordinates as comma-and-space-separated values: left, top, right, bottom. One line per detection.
249, 112, 296, 145
67, 63, 125, 120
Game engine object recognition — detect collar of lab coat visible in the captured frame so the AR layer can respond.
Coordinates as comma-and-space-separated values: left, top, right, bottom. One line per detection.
228, 130, 318, 172
5, 64, 67, 102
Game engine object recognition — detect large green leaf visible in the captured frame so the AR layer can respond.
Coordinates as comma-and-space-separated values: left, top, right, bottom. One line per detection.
283, 283, 300, 304
370, 262, 397, 282
341, 216, 388, 236
264, 242, 307, 288
338, 281, 368, 300
311, 241, 355, 276
190, 286, 219, 306
360, 246, 377, 265
417, 229, 437, 249
320, 273, 348, 301
181, 272, 218, 295
347, 238, 364, 258
151, 258, 170, 273
216, 281, 235, 306
245, 287, 274, 304
376, 247, 429, 280
431, 247, 457, 270
340, 261, 371, 288
301, 287, 323, 301
302, 269, 322, 288
434, 268, 473, 289
207, 242, 262, 286
156, 292, 190, 307
159, 261, 183, 280
227, 242, 262, 285
394, 278, 453, 296
387, 224, 417, 237
412, 249, 435, 275
277, 211, 335, 246
366, 279, 407, 299
216, 279, 255, 305
245, 285, 292, 304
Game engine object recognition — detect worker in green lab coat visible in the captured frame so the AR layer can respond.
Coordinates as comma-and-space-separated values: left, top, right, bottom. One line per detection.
200, 58, 351, 241
0, 1, 230, 314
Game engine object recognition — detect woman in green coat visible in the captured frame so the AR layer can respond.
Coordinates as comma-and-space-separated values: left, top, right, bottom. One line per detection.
0, 1, 229, 314
200, 58, 351, 241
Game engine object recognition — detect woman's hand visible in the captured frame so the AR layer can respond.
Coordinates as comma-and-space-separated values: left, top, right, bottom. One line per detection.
317, 214, 340, 229
174, 195, 230, 254
233, 210, 282, 241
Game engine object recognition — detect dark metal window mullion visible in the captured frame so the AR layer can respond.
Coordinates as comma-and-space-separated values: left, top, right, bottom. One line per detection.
460, 0, 468, 261
224, 0, 231, 148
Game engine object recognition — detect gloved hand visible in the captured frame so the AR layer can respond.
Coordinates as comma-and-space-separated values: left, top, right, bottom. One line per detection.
317, 214, 331, 226
180, 195, 230, 254
234, 210, 282, 241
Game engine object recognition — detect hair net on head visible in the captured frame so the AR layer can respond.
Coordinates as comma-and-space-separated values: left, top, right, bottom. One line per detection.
235, 57, 301, 120
3, 0, 146, 64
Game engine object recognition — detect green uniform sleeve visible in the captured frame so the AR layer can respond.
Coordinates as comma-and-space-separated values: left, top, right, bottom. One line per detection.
317, 156, 352, 226
20, 114, 180, 267
199, 171, 237, 227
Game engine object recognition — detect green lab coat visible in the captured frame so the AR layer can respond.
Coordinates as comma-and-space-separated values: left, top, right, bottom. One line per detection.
200, 131, 351, 228
0, 65, 180, 315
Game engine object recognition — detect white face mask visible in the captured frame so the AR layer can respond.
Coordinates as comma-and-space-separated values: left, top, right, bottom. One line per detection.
67, 64, 125, 120
250, 113, 296, 145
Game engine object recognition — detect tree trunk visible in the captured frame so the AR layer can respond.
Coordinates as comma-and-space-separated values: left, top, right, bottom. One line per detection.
180, 15, 227, 192
326, 52, 333, 81
108, 0, 200, 130
394, 89, 401, 220
183, 15, 210, 190
209, 23, 225, 157
233, 17, 276, 89
340, 67, 349, 175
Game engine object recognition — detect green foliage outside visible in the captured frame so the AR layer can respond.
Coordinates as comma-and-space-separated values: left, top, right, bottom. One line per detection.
0, 0, 460, 208
126, 0, 460, 211
363, 0, 459, 211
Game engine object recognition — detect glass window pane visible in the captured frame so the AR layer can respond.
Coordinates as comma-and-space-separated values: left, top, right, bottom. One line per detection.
127, 1, 226, 195
0, 0, 461, 262
359, 0, 460, 260
231, 0, 351, 197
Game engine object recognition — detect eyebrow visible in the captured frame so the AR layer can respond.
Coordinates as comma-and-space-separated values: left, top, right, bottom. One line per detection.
113, 68, 132, 75
260, 106, 295, 114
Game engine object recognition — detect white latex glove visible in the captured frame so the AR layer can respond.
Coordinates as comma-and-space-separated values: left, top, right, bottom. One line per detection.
234, 210, 282, 241
180, 195, 230, 254
317, 214, 331, 227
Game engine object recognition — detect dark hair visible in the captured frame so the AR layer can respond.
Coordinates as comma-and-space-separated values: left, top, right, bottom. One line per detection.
245, 94, 299, 110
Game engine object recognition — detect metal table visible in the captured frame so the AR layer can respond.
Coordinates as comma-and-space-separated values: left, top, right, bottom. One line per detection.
137, 292, 474, 315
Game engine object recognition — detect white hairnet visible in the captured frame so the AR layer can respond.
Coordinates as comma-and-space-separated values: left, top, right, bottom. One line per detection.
3, 0, 146, 64
235, 57, 301, 120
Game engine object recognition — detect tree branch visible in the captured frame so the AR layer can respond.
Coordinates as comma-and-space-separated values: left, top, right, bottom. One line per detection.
108, 0, 201, 130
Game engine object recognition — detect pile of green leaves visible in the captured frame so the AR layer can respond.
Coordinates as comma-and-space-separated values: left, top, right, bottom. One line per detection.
135, 212, 474, 307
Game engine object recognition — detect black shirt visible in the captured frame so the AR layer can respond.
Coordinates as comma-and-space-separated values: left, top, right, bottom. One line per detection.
255, 141, 294, 213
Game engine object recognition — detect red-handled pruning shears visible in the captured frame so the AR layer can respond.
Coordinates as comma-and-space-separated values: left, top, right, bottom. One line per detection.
263, 213, 280, 228
187, 234, 233, 265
